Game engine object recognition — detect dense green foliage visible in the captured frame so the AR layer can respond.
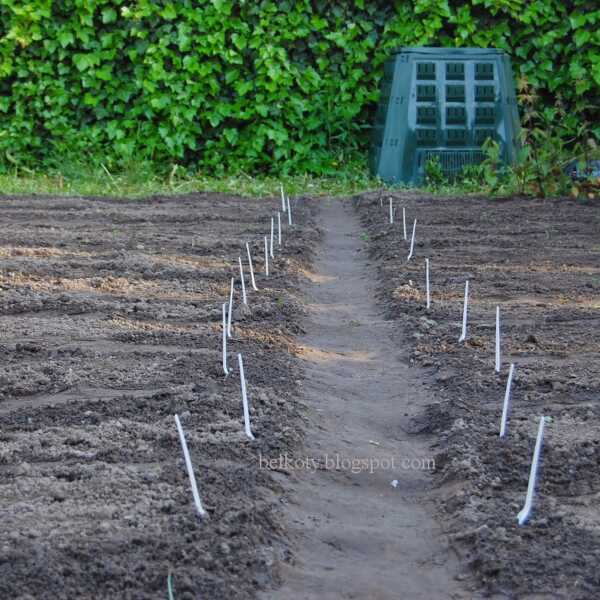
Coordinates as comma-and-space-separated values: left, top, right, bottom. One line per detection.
0, 0, 598, 175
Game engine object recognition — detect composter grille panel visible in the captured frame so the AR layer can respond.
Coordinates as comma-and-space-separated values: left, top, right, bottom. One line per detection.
419, 150, 486, 175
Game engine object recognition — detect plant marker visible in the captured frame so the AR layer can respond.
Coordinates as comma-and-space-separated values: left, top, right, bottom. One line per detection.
174, 414, 207, 518
407, 219, 417, 261
517, 416, 547, 526
222, 303, 229, 376
270, 218, 275, 258
227, 277, 234, 337
246, 242, 258, 291
238, 256, 247, 305
280, 183, 286, 212
287, 195, 292, 225
238, 353, 255, 440
264, 236, 269, 277
425, 258, 431, 310
167, 571, 175, 600
458, 280, 469, 342
499, 363, 515, 438
403, 207, 407, 241
495, 306, 501, 372
389, 197, 394, 224
277, 212, 282, 246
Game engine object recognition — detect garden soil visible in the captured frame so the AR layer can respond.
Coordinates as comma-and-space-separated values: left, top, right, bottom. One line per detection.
354, 192, 600, 599
0, 192, 318, 599
2, 192, 599, 599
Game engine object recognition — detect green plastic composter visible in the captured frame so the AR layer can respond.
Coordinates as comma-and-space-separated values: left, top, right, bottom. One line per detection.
370, 47, 520, 185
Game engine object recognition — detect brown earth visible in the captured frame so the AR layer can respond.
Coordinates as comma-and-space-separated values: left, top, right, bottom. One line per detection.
0, 193, 318, 599
3, 190, 599, 599
355, 192, 600, 599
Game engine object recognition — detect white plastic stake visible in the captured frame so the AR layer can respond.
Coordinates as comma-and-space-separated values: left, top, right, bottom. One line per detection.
499, 363, 515, 438
517, 416, 547, 526
238, 256, 247, 305
280, 183, 286, 212
425, 258, 431, 309
174, 414, 207, 518
264, 236, 269, 277
389, 197, 394, 224
222, 303, 229, 376
495, 306, 501, 373
246, 242, 258, 291
238, 353, 255, 440
277, 212, 282, 246
270, 217, 275, 258
227, 277, 234, 338
402, 207, 407, 241
458, 280, 469, 342
287, 195, 292, 225
407, 218, 417, 261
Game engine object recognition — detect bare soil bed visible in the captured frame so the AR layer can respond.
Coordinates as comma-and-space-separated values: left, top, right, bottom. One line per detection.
356, 193, 600, 599
0, 193, 317, 599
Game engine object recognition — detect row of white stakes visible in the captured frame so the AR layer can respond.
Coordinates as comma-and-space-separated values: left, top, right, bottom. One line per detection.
388, 199, 417, 262
388, 197, 546, 526
175, 352, 254, 520
176, 186, 294, 519
458, 279, 546, 524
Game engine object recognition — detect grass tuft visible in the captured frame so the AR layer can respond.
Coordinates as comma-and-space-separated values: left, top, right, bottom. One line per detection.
0, 159, 387, 199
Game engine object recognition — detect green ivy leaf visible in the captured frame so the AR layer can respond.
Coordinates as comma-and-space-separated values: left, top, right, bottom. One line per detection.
102, 8, 117, 24
57, 30, 74, 48
0, 0, 596, 176
161, 4, 177, 20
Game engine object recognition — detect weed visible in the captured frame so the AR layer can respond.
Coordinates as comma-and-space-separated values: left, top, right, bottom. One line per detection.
424, 156, 446, 190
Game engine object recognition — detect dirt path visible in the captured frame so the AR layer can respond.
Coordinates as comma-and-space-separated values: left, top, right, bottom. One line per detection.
264, 199, 467, 599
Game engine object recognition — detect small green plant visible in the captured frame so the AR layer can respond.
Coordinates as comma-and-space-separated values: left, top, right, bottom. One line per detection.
480, 139, 503, 188
454, 136, 515, 195
424, 156, 446, 190
359, 232, 369, 241
455, 163, 484, 192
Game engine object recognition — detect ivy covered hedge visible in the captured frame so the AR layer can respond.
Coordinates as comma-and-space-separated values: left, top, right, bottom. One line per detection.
0, 0, 598, 174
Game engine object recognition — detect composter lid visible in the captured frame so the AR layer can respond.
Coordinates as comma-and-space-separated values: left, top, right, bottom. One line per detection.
393, 46, 506, 57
